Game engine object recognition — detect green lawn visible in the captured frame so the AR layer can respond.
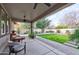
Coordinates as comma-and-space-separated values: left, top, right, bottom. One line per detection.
38, 34, 70, 44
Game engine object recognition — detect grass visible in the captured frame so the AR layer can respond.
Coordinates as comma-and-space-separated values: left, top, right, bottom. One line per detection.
38, 34, 70, 44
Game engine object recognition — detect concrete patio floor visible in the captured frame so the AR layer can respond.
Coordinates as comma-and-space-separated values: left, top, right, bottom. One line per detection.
2, 36, 65, 55
2, 35, 79, 55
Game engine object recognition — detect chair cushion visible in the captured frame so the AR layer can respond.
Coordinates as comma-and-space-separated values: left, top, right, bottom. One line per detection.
13, 44, 24, 51
8, 41, 25, 52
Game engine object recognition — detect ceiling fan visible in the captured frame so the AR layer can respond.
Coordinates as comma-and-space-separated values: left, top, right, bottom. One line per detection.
33, 3, 51, 9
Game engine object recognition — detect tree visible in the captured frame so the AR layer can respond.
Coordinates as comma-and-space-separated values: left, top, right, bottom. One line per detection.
36, 18, 51, 33
60, 11, 79, 28
56, 24, 68, 29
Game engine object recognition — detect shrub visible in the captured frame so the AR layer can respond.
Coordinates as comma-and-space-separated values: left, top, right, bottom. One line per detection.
70, 28, 79, 48
28, 32, 35, 39
57, 30, 60, 33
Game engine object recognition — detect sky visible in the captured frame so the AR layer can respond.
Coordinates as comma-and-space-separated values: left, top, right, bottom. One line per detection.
46, 3, 79, 27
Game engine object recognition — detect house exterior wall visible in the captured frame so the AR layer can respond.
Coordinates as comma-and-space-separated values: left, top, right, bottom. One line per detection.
0, 5, 12, 52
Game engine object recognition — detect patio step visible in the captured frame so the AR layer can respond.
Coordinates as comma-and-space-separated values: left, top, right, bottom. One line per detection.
36, 39, 66, 55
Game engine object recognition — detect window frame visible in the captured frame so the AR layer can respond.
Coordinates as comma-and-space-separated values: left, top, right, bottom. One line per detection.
1, 20, 6, 35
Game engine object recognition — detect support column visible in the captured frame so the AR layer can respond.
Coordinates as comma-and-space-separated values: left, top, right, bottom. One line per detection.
0, 6, 1, 36
30, 22, 33, 34
30, 22, 35, 39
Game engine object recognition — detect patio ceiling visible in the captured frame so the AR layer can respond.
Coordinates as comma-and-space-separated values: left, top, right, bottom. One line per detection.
2, 3, 73, 23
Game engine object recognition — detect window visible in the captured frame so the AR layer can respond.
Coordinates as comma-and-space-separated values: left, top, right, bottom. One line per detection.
1, 20, 6, 35
0, 9, 6, 35
6, 20, 10, 33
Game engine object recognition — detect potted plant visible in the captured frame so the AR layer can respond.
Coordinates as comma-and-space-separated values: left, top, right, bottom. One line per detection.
28, 32, 35, 39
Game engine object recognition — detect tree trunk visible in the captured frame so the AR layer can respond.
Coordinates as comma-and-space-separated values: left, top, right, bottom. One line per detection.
41, 29, 44, 33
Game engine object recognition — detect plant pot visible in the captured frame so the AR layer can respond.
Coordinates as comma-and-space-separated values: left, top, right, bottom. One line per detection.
31, 36, 35, 39
29, 34, 35, 39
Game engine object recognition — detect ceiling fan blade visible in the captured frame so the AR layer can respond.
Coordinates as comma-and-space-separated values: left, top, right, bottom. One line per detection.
44, 3, 51, 7
33, 3, 37, 9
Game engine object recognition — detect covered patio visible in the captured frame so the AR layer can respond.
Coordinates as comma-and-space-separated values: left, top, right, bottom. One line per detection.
0, 3, 76, 55
2, 35, 79, 55
3, 36, 65, 55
